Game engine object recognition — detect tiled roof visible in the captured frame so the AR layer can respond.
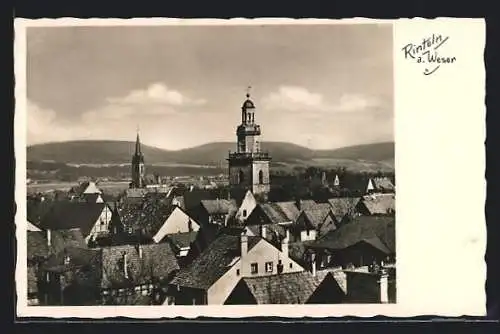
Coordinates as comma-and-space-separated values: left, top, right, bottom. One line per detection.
288, 241, 312, 267
39, 202, 108, 236
360, 193, 395, 215
273, 202, 300, 221
200, 199, 238, 215
183, 189, 223, 213
42, 246, 100, 273
297, 200, 318, 210
27, 229, 87, 261
260, 203, 295, 224
170, 234, 261, 290
295, 204, 332, 231
119, 202, 177, 238
327, 197, 361, 220
165, 231, 199, 250
311, 216, 395, 254
236, 271, 330, 304
99, 243, 180, 289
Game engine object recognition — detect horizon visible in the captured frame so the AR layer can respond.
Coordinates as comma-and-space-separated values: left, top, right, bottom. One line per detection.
26, 138, 395, 152
27, 24, 394, 150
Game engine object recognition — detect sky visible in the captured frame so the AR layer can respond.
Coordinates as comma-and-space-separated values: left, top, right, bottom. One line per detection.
26, 23, 394, 150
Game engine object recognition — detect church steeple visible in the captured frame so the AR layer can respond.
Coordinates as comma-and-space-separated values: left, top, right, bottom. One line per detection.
135, 131, 142, 156
228, 87, 271, 201
131, 128, 146, 189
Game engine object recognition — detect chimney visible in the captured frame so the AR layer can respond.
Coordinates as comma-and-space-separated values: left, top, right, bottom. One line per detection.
310, 252, 317, 277
295, 199, 301, 211
379, 269, 389, 303
281, 230, 290, 259
260, 225, 267, 239
240, 230, 248, 257
137, 244, 143, 259
46, 229, 52, 247
123, 252, 129, 278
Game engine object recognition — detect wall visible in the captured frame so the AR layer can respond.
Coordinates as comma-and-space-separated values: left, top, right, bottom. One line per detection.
152, 207, 200, 243
207, 239, 305, 305
235, 191, 257, 222
300, 229, 317, 242
252, 161, 270, 196
89, 205, 113, 238
228, 164, 253, 187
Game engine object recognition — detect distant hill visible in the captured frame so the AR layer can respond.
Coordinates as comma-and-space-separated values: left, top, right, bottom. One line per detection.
27, 140, 394, 169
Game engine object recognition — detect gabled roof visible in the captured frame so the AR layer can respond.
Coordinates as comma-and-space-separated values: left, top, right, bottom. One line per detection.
294, 204, 332, 231
200, 199, 238, 215
327, 197, 361, 220
99, 243, 180, 289
234, 271, 332, 304
120, 201, 182, 238
359, 193, 395, 215
170, 234, 261, 290
311, 216, 395, 254
273, 202, 300, 221
297, 200, 317, 210
248, 203, 295, 225
183, 189, 223, 213
39, 202, 108, 236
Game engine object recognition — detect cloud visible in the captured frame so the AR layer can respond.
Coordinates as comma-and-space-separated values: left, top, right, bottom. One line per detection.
263, 86, 327, 112
262, 85, 380, 116
107, 82, 207, 107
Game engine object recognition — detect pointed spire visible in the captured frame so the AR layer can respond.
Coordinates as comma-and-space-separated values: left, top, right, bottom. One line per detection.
135, 126, 142, 156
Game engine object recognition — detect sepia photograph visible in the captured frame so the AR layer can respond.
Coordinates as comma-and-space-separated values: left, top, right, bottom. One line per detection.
21, 21, 396, 308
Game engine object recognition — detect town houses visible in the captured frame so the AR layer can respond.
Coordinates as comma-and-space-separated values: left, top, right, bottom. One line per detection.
25, 91, 396, 306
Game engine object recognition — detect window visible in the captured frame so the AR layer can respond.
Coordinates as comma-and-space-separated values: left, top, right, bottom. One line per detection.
243, 210, 247, 217
239, 170, 245, 184
265, 262, 273, 273
236, 269, 240, 276
289, 263, 293, 269
258, 170, 264, 184
306, 230, 310, 236
251, 263, 258, 274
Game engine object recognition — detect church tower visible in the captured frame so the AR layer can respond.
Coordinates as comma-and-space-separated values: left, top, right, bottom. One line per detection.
228, 88, 271, 200
131, 131, 146, 188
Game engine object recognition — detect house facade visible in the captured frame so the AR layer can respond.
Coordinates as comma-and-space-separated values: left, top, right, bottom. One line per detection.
39, 202, 113, 244
167, 229, 304, 305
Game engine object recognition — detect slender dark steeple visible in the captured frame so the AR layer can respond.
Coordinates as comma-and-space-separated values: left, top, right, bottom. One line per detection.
131, 128, 146, 188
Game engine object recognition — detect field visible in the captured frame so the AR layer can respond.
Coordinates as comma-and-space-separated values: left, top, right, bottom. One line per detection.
27, 181, 130, 194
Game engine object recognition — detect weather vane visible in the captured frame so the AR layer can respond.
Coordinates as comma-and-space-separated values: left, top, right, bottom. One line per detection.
246, 85, 252, 98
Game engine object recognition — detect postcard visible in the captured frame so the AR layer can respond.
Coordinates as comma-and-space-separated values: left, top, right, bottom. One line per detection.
14, 17, 486, 319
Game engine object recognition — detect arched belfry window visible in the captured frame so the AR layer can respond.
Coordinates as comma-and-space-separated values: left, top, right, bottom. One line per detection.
259, 170, 264, 184
239, 170, 245, 184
